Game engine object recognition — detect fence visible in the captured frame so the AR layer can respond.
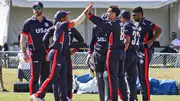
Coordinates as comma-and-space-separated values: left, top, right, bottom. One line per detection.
0, 51, 180, 93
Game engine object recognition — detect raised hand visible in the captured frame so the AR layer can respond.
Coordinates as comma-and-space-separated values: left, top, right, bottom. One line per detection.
83, 2, 94, 15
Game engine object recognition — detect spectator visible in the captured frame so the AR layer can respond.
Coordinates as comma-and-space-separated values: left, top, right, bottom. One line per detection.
2, 43, 9, 51
161, 38, 180, 68
17, 47, 30, 82
0, 45, 8, 92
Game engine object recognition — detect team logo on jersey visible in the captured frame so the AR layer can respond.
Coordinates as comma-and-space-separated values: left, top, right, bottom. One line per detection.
35, 28, 48, 33
44, 22, 49, 27
138, 27, 142, 31
140, 59, 144, 64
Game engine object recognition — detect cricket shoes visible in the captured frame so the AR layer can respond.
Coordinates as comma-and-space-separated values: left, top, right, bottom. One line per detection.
31, 94, 43, 101
30, 94, 33, 101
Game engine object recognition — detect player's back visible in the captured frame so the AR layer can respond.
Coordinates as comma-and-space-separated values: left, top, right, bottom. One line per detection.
109, 20, 124, 50
125, 21, 140, 51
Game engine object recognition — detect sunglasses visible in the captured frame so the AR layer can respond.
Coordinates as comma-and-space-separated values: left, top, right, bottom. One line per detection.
33, 6, 42, 11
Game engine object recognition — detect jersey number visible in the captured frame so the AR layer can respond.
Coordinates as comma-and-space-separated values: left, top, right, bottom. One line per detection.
132, 31, 140, 45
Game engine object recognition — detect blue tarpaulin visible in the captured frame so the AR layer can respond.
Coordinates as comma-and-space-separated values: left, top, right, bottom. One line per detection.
137, 78, 177, 95
75, 74, 177, 95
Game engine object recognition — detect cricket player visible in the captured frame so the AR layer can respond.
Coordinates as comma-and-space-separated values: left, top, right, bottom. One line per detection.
86, 13, 109, 101
87, 5, 124, 101
20, 2, 52, 101
120, 9, 140, 101
132, 6, 162, 101
42, 11, 84, 101
31, 2, 94, 101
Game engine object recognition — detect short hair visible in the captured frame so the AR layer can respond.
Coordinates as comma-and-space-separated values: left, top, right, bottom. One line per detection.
132, 6, 144, 15
109, 5, 120, 17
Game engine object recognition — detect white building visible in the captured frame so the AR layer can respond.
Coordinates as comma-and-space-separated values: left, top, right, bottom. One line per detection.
0, 0, 180, 49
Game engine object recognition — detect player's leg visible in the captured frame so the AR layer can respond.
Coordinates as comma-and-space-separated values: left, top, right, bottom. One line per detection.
137, 49, 150, 101
95, 62, 105, 101
93, 52, 106, 101
127, 60, 138, 101
103, 70, 110, 101
40, 61, 50, 98
35, 49, 61, 99
66, 54, 73, 99
58, 58, 68, 101
29, 56, 41, 95
118, 50, 128, 101
125, 51, 138, 101
53, 78, 59, 101
106, 50, 119, 101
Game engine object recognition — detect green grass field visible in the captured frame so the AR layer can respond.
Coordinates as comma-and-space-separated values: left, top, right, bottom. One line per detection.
0, 68, 180, 101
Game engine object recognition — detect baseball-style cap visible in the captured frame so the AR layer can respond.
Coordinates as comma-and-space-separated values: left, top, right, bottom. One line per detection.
33, 2, 43, 8
121, 9, 130, 20
54, 10, 71, 21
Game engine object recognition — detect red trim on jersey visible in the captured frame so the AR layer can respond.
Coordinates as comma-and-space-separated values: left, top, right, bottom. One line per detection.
59, 32, 65, 44
27, 33, 33, 44
144, 33, 151, 100
152, 24, 157, 32
21, 32, 28, 35
88, 14, 94, 20
109, 32, 113, 45
144, 48, 150, 100
29, 56, 34, 95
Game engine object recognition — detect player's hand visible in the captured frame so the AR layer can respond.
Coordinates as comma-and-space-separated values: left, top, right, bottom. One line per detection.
23, 52, 29, 63
145, 40, 153, 48
46, 55, 49, 62
84, 2, 94, 16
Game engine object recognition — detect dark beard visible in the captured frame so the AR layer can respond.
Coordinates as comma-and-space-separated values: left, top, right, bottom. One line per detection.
134, 19, 139, 22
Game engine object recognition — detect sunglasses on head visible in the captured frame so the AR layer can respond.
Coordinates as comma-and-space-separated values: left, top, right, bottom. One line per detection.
33, 6, 42, 11
132, 13, 138, 16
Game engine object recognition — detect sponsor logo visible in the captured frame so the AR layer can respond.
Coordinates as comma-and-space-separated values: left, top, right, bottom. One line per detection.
97, 37, 106, 42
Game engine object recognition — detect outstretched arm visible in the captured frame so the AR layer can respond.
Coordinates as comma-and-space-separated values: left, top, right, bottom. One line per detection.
68, 2, 94, 29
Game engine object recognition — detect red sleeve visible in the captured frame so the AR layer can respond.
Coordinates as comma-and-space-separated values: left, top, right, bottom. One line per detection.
88, 14, 94, 20
20, 32, 28, 35
152, 24, 157, 32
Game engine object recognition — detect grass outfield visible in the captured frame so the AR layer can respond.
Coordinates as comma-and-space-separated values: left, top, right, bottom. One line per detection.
0, 68, 180, 101
0, 93, 179, 101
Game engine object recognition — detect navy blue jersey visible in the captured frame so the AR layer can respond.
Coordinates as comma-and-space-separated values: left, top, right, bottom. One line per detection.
50, 21, 70, 55
43, 25, 83, 53
123, 21, 140, 50
21, 16, 53, 60
136, 18, 157, 45
89, 26, 109, 54
88, 14, 124, 50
